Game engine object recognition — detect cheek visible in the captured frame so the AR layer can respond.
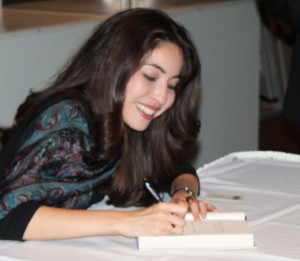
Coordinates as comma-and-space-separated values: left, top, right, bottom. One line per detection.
166, 91, 176, 109
125, 75, 152, 100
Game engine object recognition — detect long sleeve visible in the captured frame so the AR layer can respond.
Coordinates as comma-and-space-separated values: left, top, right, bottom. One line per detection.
175, 163, 198, 182
0, 201, 42, 240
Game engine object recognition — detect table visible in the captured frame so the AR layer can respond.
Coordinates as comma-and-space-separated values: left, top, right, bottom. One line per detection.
0, 151, 299, 260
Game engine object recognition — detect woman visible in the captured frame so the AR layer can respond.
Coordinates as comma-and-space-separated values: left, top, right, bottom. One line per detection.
0, 8, 216, 241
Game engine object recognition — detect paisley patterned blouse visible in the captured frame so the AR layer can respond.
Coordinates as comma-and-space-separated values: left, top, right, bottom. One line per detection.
0, 98, 120, 240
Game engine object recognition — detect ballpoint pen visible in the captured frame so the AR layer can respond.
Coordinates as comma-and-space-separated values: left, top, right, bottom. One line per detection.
143, 178, 164, 202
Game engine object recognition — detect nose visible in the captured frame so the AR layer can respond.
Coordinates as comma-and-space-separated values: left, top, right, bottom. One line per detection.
152, 83, 168, 105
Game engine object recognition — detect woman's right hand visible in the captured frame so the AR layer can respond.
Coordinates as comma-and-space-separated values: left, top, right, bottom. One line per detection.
23, 203, 187, 240
117, 202, 188, 237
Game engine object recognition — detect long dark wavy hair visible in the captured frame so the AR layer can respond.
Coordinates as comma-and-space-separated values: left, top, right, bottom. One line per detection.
0, 8, 201, 207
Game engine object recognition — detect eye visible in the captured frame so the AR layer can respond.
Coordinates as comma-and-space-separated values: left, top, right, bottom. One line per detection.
168, 84, 176, 90
143, 73, 156, 82
168, 80, 179, 90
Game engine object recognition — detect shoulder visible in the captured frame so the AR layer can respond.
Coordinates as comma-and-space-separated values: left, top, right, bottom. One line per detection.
37, 99, 88, 131
21, 99, 91, 149
33, 99, 88, 132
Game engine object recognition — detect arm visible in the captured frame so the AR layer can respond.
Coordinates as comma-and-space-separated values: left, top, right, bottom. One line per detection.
171, 173, 199, 199
23, 204, 188, 240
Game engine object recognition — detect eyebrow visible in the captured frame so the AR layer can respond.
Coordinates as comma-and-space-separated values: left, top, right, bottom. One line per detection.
146, 63, 181, 79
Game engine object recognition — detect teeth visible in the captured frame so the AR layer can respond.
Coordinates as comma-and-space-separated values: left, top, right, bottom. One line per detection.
136, 103, 155, 116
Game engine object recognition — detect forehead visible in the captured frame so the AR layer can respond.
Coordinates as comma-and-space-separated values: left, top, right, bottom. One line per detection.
141, 42, 183, 71
143, 41, 181, 58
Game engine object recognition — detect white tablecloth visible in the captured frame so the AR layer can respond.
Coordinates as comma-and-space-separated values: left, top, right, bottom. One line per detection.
0, 151, 299, 261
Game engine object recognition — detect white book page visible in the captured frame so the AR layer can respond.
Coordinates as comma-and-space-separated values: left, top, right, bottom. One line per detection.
185, 212, 246, 221
184, 220, 226, 235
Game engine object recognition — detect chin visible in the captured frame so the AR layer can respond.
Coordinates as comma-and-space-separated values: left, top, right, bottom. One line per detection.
126, 123, 150, 132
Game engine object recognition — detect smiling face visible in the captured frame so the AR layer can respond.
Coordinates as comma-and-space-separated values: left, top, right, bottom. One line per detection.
122, 42, 184, 131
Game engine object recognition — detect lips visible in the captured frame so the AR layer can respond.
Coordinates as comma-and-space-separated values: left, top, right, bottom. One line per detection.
135, 103, 158, 120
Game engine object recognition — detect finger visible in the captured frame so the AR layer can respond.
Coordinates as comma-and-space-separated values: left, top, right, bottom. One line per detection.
186, 197, 201, 221
167, 223, 184, 235
167, 212, 185, 228
152, 203, 186, 229
158, 218, 184, 235
199, 200, 208, 219
158, 202, 187, 216
206, 203, 219, 212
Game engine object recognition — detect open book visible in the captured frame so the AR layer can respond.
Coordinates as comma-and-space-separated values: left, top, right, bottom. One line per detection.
137, 212, 255, 250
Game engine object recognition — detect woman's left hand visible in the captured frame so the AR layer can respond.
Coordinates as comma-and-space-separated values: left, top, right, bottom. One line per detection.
171, 192, 218, 221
